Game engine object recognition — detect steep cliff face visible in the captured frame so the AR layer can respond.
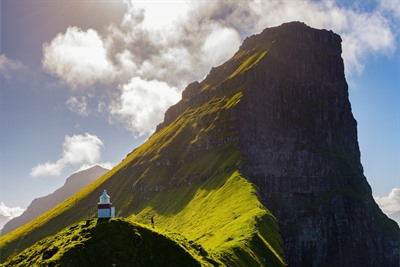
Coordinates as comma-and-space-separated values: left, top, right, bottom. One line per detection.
158, 22, 400, 266
1, 22, 398, 266
235, 23, 399, 266
234, 22, 399, 266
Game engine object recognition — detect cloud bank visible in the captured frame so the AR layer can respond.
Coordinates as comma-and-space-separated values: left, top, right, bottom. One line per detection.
42, 0, 398, 135
375, 188, 400, 216
42, 27, 115, 89
110, 77, 180, 135
0, 202, 24, 220
30, 133, 104, 177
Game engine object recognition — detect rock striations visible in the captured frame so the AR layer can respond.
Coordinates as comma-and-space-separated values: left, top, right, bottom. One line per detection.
1, 22, 399, 266
157, 21, 400, 266
235, 22, 399, 266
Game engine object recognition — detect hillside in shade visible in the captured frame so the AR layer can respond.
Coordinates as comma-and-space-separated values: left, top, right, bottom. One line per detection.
1, 165, 109, 236
1, 22, 399, 266
0, 214, 9, 232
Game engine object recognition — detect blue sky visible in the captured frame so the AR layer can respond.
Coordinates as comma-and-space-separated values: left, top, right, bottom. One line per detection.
0, 0, 399, 219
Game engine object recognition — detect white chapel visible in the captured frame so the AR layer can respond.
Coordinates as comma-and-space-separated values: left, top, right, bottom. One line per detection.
98, 190, 115, 219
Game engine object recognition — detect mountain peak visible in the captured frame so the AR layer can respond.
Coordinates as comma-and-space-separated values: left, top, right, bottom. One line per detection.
158, 21, 342, 132
1, 22, 398, 266
154, 20, 399, 266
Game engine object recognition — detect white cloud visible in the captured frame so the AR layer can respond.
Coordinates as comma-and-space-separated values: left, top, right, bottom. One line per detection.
340, 11, 395, 74
202, 25, 241, 67
77, 162, 114, 173
30, 133, 104, 177
375, 188, 400, 215
42, 0, 397, 134
42, 27, 115, 88
131, 1, 191, 31
0, 54, 24, 78
380, 0, 400, 18
247, 0, 396, 75
66, 96, 89, 116
62, 134, 103, 165
0, 202, 24, 220
110, 77, 180, 135
114, 50, 138, 78
43, 1, 398, 86
30, 161, 65, 177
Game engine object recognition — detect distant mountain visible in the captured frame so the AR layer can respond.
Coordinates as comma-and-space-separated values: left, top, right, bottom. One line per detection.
0, 214, 9, 231
1, 165, 108, 236
1, 22, 399, 266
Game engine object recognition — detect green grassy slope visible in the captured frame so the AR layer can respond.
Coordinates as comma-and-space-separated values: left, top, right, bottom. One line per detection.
0, 36, 284, 266
132, 171, 284, 266
1, 218, 206, 267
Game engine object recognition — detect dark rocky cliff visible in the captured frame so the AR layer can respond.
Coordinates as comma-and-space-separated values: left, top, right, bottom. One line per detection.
158, 22, 400, 266
235, 22, 399, 266
2, 22, 398, 266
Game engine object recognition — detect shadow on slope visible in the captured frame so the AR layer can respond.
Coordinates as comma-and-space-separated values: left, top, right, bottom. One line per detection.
131, 171, 285, 267
0, 32, 284, 266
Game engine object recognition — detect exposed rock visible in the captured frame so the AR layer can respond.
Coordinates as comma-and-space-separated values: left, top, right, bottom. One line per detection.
42, 246, 58, 260
2, 22, 398, 267
235, 22, 399, 266
157, 21, 400, 266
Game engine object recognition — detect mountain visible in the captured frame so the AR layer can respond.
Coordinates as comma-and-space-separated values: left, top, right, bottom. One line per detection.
1, 22, 399, 266
389, 210, 400, 226
157, 21, 400, 266
0, 214, 9, 231
231, 23, 400, 266
1, 165, 108, 236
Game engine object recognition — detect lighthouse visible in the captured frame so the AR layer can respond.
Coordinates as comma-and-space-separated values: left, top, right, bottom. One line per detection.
98, 190, 115, 219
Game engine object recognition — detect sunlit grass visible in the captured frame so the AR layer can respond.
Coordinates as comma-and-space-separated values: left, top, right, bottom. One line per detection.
1, 42, 286, 266
2, 218, 209, 266
228, 49, 269, 80
130, 171, 285, 266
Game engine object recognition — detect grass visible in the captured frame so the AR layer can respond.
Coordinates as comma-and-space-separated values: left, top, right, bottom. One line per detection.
1, 218, 207, 267
227, 48, 269, 80
0, 151, 138, 261
131, 171, 284, 266
0, 39, 286, 266
1, 167, 285, 266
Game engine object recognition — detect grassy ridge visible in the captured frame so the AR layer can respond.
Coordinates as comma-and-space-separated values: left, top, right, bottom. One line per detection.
1, 218, 206, 267
1, 41, 286, 266
0, 152, 137, 260
132, 171, 285, 266
1, 169, 284, 266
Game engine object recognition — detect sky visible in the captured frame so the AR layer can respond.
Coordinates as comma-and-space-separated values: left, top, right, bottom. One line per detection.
0, 0, 399, 221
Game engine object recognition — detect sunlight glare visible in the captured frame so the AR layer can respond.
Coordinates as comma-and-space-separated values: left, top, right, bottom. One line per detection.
132, 1, 191, 30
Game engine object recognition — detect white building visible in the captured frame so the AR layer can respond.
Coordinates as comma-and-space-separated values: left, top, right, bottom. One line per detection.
98, 190, 115, 219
